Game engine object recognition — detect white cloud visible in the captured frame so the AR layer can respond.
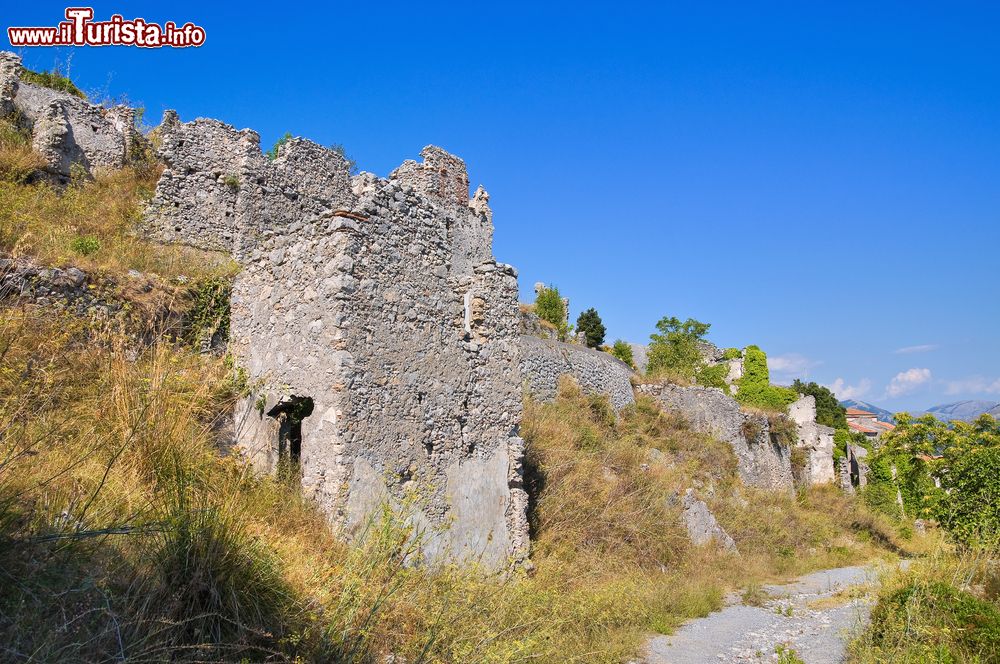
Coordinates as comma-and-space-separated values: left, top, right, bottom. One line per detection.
828, 377, 872, 400
885, 368, 932, 398
893, 344, 938, 355
768, 353, 820, 380
944, 376, 1000, 396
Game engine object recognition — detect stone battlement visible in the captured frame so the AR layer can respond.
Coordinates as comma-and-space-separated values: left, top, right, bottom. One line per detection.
142, 110, 526, 567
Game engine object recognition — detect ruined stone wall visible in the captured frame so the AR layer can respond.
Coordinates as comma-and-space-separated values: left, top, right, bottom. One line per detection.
144, 112, 355, 255
637, 383, 793, 491
0, 52, 139, 179
519, 335, 636, 412
150, 117, 528, 567
787, 395, 835, 485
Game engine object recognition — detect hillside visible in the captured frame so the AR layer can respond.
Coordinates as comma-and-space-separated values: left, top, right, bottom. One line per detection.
1, 53, 996, 663
923, 400, 1000, 422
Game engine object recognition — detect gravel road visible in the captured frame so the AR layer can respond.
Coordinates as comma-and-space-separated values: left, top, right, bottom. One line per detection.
643, 564, 885, 663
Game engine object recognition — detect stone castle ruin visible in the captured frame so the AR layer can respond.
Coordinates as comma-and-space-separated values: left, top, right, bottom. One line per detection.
143, 114, 529, 566
1, 47, 850, 566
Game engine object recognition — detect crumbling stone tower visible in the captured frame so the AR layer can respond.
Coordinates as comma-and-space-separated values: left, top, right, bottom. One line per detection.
145, 116, 528, 567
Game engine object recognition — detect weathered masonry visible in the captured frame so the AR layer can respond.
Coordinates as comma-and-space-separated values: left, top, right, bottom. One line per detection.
145, 116, 528, 567
0, 52, 140, 180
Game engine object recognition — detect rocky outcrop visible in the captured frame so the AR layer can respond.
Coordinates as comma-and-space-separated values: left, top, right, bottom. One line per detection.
787, 395, 835, 485
148, 114, 528, 568
637, 383, 794, 491
519, 335, 635, 412
0, 52, 141, 180
674, 488, 738, 553
630, 343, 649, 375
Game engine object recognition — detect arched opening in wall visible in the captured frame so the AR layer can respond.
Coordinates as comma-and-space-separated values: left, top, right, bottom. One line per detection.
849, 453, 861, 487
266, 396, 314, 485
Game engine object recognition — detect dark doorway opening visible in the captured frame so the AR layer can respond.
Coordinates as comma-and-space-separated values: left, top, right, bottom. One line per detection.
267, 396, 314, 485
849, 454, 860, 487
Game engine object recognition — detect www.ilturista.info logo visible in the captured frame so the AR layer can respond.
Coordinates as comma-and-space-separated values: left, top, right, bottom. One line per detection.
8, 8, 205, 48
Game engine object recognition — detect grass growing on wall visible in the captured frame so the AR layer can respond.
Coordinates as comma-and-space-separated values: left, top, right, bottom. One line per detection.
0, 118, 232, 281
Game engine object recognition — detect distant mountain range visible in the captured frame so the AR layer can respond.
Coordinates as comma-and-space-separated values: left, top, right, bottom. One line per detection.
840, 398, 1000, 423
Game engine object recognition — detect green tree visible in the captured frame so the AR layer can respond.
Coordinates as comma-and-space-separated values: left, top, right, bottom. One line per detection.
575, 308, 606, 348
535, 286, 565, 328
609, 340, 634, 368
646, 316, 710, 380
790, 379, 847, 428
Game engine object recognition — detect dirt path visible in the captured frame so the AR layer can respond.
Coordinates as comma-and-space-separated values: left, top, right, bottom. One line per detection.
643, 564, 885, 663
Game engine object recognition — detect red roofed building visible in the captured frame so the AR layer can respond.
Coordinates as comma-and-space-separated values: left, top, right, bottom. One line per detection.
845, 408, 894, 441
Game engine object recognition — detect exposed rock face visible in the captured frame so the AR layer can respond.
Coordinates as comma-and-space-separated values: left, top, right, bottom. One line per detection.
0, 52, 140, 179
787, 395, 835, 485
630, 343, 649, 375
638, 383, 794, 491
675, 488, 738, 553
147, 114, 528, 567
519, 335, 635, 412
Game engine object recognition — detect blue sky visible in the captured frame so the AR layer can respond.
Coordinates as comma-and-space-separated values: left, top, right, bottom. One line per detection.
6, 2, 999, 411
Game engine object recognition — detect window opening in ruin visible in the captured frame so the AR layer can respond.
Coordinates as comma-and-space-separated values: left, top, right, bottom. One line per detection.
267, 395, 314, 485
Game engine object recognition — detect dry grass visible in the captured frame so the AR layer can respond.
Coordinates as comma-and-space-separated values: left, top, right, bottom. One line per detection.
850, 543, 1000, 662
0, 315, 919, 662
0, 118, 232, 281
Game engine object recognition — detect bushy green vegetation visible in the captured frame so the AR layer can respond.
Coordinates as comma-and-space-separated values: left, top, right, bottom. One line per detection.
576, 307, 606, 348
610, 339, 635, 368
735, 346, 797, 411
535, 284, 572, 341
852, 548, 1000, 662
790, 379, 847, 429
863, 413, 1000, 546
696, 363, 729, 390
20, 66, 87, 99
646, 316, 710, 382
722, 347, 742, 361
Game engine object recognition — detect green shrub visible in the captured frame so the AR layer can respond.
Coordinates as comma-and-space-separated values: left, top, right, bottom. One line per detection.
609, 339, 634, 368
575, 307, 606, 348
647, 316, 710, 381
735, 346, 797, 411
695, 363, 728, 390
223, 174, 240, 190
20, 67, 86, 99
535, 285, 572, 340
184, 277, 232, 348
70, 235, 100, 256
866, 578, 1000, 661
722, 347, 742, 361
940, 446, 1000, 546
330, 142, 359, 175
